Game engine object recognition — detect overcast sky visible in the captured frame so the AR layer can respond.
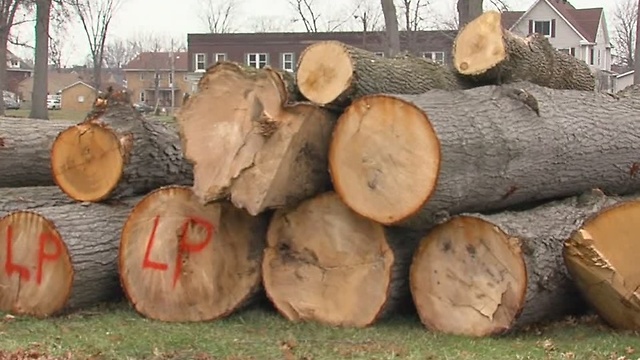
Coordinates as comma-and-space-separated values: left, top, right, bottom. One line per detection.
9, 0, 623, 66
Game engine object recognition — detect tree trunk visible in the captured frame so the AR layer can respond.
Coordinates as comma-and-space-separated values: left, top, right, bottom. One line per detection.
29, 0, 51, 120
634, 0, 640, 84
50, 90, 193, 202
453, 11, 595, 91
119, 186, 268, 322
409, 190, 615, 337
457, 0, 484, 28
0, 198, 139, 317
0, 30, 8, 116
178, 61, 336, 216
564, 193, 640, 330
296, 41, 465, 110
0, 186, 74, 217
380, 0, 400, 57
0, 118, 71, 187
263, 192, 420, 328
329, 83, 640, 228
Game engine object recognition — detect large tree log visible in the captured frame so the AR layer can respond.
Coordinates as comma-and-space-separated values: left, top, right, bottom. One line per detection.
296, 40, 466, 110
0, 199, 138, 317
564, 194, 640, 330
409, 190, 620, 337
452, 11, 595, 90
0, 186, 75, 217
178, 61, 336, 216
0, 118, 70, 187
119, 186, 268, 322
329, 82, 640, 228
263, 192, 420, 327
50, 90, 193, 202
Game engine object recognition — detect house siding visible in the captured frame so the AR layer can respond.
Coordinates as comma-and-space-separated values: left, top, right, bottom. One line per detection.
512, 0, 583, 51
124, 70, 191, 107
60, 83, 96, 112
594, 15, 610, 71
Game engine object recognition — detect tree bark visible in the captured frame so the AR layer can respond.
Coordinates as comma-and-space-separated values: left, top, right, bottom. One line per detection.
0, 118, 71, 187
457, 0, 484, 28
564, 193, 640, 330
453, 11, 595, 91
178, 61, 336, 216
0, 198, 139, 317
29, 0, 51, 120
410, 190, 617, 337
0, 186, 74, 217
380, 0, 400, 57
263, 192, 420, 328
119, 186, 268, 322
296, 41, 466, 110
329, 82, 640, 228
50, 90, 193, 202
634, 0, 640, 84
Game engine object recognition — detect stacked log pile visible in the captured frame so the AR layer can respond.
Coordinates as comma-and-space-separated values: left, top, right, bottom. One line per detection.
1, 9, 639, 337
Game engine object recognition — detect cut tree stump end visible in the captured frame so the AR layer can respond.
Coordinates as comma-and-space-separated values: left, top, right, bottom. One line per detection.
0, 211, 73, 317
453, 11, 507, 75
564, 200, 640, 330
296, 41, 355, 105
329, 95, 440, 225
50, 123, 124, 202
410, 216, 527, 336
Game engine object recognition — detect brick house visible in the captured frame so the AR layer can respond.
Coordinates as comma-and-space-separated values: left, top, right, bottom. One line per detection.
123, 52, 190, 108
6, 50, 32, 98
186, 30, 457, 90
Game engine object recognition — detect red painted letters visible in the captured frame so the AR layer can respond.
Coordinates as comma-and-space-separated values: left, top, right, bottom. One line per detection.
36, 232, 63, 284
4, 225, 30, 281
142, 216, 169, 271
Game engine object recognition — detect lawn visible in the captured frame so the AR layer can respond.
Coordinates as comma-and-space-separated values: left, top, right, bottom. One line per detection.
3, 109, 176, 124
1, 301, 639, 360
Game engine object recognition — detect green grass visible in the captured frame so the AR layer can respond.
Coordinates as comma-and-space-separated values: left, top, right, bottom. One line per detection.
5, 109, 88, 122
1, 301, 639, 360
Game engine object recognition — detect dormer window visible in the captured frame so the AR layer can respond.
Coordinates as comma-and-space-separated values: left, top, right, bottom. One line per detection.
530, 19, 556, 38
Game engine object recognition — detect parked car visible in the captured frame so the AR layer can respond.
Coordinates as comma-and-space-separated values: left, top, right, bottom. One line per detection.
4, 97, 20, 110
133, 102, 154, 113
47, 98, 61, 110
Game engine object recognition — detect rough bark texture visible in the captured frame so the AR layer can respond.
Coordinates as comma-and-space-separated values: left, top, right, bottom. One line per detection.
51, 91, 193, 202
0, 118, 70, 187
119, 186, 268, 322
296, 40, 467, 110
263, 192, 421, 328
0, 199, 139, 317
178, 62, 335, 216
330, 82, 640, 228
410, 190, 620, 337
0, 186, 75, 217
564, 194, 640, 330
453, 11, 595, 90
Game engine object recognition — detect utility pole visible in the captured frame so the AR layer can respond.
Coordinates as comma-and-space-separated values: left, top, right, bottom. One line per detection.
170, 38, 176, 114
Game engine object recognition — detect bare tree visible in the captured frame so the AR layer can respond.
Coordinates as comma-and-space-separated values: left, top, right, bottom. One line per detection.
103, 37, 134, 68
70, 0, 122, 92
0, 0, 27, 115
199, 0, 238, 33
249, 15, 292, 32
289, 0, 320, 32
48, 1, 70, 70
29, 0, 51, 119
457, 0, 483, 29
397, 0, 430, 53
381, 0, 400, 56
634, 0, 640, 84
613, 0, 638, 70
352, 0, 383, 32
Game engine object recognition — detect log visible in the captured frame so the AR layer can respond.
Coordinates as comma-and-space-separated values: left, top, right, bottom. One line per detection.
0, 186, 75, 217
178, 61, 336, 215
0, 118, 70, 187
262, 192, 420, 327
452, 11, 595, 90
50, 90, 193, 202
0, 199, 138, 317
564, 195, 640, 330
409, 190, 620, 337
329, 82, 640, 228
119, 185, 268, 322
296, 40, 466, 110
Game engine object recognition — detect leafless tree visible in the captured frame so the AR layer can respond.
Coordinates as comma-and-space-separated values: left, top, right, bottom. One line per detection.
352, 0, 382, 32
289, 0, 320, 32
634, 0, 640, 84
249, 15, 292, 32
48, 1, 71, 70
103, 37, 134, 68
380, 0, 400, 56
397, 0, 430, 53
199, 0, 238, 33
29, 0, 51, 119
70, 0, 122, 92
612, 0, 638, 70
0, 0, 29, 115
457, 0, 483, 29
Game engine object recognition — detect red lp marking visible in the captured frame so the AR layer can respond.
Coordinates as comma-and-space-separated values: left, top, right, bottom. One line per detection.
142, 215, 215, 288
5, 225, 64, 285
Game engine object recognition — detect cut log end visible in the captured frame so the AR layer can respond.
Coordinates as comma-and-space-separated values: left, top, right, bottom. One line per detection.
263, 192, 398, 328
564, 200, 640, 330
296, 41, 354, 105
0, 211, 73, 317
50, 123, 124, 202
410, 216, 527, 336
119, 186, 266, 322
329, 95, 440, 225
454, 11, 507, 75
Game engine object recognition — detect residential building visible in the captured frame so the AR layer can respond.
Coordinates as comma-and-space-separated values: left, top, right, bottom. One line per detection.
59, 81, 96, 112
502, 0, 612, 72
186, 31, 456, 90
123, 52, 190, 108
614, 70, 634, 92
6, 50, 32, 97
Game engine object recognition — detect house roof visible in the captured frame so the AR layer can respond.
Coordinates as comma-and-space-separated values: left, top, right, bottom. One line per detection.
124, 52, 188, 71
503, 0, 603, 43
60, 80, 95, 92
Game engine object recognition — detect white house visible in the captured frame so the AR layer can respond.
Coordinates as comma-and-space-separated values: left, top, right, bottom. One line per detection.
501, 0, 612, 72
614, 70, 634, 92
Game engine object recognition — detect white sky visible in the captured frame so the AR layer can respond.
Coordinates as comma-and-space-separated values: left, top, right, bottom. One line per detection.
10, 0, 622, 66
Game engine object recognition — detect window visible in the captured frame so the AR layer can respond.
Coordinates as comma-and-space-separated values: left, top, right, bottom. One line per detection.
77, 95, 85, 103
558, 48, 576, 57
282, 53, 294, 72
215, 53, 227, 62
422, 51, 445, 65
154, 72, 161, 81
590, 48, 595, 65
139, 73, 145, 80
374, 52, 385, 57
169, 73, 174, 84
195, 53, 206, 71
139, 91, 145, 102
533, 21, 551, 36
247, 53, 268, 68
597, 49, 601, 66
